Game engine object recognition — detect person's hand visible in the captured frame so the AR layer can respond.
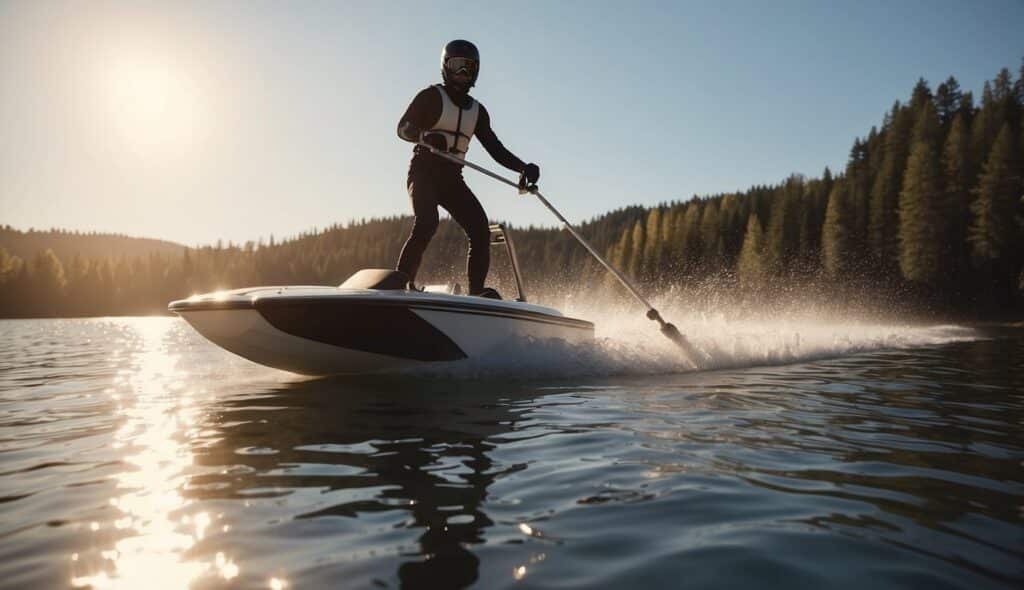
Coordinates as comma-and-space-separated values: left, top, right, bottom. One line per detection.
522, 163, 540, 184
421, 133, 447, 152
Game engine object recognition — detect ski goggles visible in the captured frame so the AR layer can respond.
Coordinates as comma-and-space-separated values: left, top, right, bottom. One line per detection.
445, 57, 479, 75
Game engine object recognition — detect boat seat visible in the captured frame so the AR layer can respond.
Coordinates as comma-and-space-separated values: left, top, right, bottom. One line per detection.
423, 283, 463, 295
339, 269, 410, 290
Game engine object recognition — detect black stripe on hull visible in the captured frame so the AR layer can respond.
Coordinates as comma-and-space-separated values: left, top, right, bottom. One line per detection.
170, 295, 595, 332
254, 300, 468, 362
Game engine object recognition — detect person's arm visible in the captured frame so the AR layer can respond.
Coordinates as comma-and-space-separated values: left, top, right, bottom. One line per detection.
397, 88, 442, 142
474, 104, 527, 173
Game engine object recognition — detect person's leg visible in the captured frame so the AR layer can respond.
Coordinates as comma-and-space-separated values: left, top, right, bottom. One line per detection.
396, 170, 440, 286
440, 178, 491, 294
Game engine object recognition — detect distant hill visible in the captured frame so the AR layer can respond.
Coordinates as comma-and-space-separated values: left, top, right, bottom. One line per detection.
0, 226, 186, 263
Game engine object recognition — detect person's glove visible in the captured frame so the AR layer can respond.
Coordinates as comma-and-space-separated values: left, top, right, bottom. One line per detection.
421, 132, 447, 152
522, 163, 540, 184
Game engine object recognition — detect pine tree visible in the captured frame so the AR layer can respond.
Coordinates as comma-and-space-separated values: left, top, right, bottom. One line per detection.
658, 206, 674, 274
606, 223, 633, 289
935, 76, 963, 126
942, 113, 973, 282
898, 101, 945, 286
959, 91, 975, 119
765, 175, 802, 276
992, 67, 1014, 103
970, 81, 998, 173
64, 254, 91, 316
866, 126, 885, 180
661, 206, 685, 272
642, 208, 663, 280
0, 247, 17, 280
626, 220, 645, 280
909, 78, 933, 112
991, 68, 1021, 142
821, 180, 855, 277
29, 249, 67, 317
4, 263, 30, 317
847, 138, 872, 259
798, 169, 832, 273
0, 247, 20, 316
1016, 57, 1024, 105
717, 194, 743, 267
969, 125, 1018, 274
869, 103, 912, 270
1020, 114, 1024, 182
737, 213, 767, 290
90, 259, 113, 316
677, 202, 702, 275
699, 199, 722, 273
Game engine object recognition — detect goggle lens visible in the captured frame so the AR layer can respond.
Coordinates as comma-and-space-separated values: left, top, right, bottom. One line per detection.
446, 57, 479, 75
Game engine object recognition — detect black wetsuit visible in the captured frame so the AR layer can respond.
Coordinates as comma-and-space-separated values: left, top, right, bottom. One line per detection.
395, 84, 526, 294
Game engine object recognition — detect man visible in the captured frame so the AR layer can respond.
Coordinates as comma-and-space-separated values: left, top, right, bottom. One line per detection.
395, 39, 540, 298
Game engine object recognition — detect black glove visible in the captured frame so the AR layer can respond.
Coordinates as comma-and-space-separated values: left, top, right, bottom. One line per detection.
522, 163, 540, 184
421, 132, 447, 152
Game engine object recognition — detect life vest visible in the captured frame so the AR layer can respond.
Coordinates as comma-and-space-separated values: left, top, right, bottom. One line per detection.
426, 84, 479, 156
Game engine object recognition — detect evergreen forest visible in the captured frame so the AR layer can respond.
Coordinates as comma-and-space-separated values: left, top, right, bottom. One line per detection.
2, 64, 1022, 319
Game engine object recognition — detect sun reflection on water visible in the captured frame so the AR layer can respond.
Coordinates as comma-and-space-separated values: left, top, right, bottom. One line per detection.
69, 318, 242, 589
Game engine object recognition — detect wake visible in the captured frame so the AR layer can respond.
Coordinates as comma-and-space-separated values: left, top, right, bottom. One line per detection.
398, 294, 980, 380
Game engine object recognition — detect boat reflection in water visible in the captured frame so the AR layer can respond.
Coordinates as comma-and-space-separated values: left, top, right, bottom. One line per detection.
184, 376, 545, 588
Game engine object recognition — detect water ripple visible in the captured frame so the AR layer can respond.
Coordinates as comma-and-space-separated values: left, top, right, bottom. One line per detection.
0, 319, 1021, 588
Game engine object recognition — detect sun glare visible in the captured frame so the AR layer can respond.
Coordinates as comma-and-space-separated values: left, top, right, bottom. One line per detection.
105, 58, 202, 154
69, 318, 235, 589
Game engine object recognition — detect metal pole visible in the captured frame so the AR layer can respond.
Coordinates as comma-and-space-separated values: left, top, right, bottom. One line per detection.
499, 225, 527, 302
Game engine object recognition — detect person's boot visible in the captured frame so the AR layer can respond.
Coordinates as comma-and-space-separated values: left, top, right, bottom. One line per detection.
472, 287, 501, 299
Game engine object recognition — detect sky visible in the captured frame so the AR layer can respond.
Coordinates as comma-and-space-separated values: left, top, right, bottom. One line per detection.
1, 0, 1022, 247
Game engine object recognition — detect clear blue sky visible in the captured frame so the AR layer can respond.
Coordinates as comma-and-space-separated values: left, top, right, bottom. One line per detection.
1, 0, 1021, 246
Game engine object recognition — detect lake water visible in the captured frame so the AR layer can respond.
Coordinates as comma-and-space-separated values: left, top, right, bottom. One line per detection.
0, 315, 1022, 589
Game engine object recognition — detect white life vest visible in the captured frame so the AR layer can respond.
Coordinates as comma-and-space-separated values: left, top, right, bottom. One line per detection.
426, 84, 479, 157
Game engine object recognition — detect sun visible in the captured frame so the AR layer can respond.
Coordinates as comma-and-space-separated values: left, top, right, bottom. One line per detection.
105, 58, 202, 155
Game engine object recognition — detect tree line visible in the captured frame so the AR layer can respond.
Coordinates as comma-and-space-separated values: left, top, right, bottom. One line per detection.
1, 63, 1022, 319
0, 226, 182, 263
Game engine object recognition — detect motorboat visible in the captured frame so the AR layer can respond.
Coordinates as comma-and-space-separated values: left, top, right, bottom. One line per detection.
169, 225, 594, 375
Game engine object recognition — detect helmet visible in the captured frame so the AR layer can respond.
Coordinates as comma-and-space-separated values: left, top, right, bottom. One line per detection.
441, 39, 479, 92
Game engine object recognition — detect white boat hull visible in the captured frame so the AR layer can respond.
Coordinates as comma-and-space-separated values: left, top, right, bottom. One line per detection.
171, 286, 593, 376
